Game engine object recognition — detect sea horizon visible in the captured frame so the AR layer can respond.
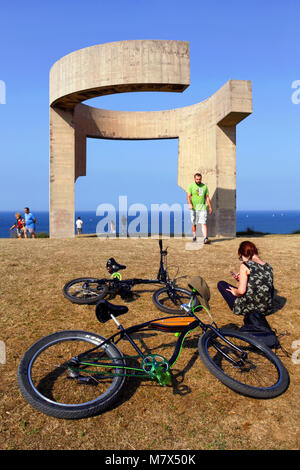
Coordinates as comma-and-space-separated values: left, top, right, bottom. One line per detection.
1, 209, 300, 239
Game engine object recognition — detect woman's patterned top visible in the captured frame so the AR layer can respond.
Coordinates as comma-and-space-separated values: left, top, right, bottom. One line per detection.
233, 260, 274, 316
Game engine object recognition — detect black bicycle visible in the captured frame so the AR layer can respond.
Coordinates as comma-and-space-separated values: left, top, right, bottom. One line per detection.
18, 280, 290, 420
63, 240, 192, 314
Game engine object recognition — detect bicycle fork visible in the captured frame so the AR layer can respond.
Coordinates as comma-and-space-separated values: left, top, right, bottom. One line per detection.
208, 326, 248, 367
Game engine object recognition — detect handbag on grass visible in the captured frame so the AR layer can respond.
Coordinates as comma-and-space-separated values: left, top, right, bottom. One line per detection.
240, 311, 280, 349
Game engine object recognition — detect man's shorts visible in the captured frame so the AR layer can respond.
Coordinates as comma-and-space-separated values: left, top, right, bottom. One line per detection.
26, 227, 35, 234
190, 209, 207, 225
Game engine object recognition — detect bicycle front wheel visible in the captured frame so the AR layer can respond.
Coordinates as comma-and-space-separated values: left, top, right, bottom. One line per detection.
18, 330, 126, 419
152, 287, 192, 314
63, 278, 108, 304
198, 328, 289, 399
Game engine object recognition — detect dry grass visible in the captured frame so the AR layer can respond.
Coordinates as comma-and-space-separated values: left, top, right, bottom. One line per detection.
0, 235, 299, 450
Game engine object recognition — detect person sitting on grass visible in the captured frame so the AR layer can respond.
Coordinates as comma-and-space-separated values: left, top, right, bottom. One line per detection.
217, 240, 281, 349
217, 240, 274, 316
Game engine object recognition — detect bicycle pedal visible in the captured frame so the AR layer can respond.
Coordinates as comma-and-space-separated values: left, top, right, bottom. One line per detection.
157, 370, 172, 386
67, 370, 79, 379
77, 376, 94, 384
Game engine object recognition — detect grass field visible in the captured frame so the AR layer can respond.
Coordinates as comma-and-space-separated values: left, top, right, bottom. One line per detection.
0, 235, 299, 450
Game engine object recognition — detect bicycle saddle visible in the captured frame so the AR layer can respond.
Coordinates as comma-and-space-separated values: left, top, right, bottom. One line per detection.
95, 299, 128, 323
106, 257, 126, 274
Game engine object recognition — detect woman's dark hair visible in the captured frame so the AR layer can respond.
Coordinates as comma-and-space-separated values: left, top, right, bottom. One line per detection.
238, 241, 258, 259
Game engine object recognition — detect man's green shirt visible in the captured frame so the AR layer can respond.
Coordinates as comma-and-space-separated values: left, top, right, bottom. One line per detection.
187, 182, 209, 211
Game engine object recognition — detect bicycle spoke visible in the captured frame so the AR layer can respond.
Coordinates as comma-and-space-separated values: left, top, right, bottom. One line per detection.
153, 287, 192, 313
29, 340, 122, 405
208, 337, 280, 388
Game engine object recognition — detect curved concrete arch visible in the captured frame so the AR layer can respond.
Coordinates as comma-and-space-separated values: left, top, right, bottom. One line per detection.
50, 40, 252, 238
50, 40, 190, 108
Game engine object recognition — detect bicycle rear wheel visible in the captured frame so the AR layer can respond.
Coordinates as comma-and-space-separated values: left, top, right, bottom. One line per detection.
198, 328, 289, 399
18, 330, 126, 419
152, 287, 192, 314
63, 278, 108, 304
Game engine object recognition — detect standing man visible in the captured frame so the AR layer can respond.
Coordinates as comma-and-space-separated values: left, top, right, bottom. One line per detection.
76, 216, 83, 235
24, 207, 37, 238
187, 173, 213, 243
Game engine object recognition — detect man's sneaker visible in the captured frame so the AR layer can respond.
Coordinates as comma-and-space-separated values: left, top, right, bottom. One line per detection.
204, 237, 209, 244
193, 236, 197, 242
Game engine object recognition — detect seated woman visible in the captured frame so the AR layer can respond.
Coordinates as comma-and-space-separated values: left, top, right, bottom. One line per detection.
218, 241, 274, 316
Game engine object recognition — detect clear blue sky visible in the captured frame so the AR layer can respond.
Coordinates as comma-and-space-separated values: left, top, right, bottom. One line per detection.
0, 0, 299, 212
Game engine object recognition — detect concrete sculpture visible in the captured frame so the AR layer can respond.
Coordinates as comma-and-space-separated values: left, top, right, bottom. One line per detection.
49, 40, 252, 238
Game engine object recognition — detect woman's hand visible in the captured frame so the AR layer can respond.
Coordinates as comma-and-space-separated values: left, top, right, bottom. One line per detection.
227, 263, 250, 297
226, 286, 239, 297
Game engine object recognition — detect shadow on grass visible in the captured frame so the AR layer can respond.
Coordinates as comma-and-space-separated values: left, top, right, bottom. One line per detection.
121, 333, 202, 401
209, 238, 235, 244
268, 289, 287, 316
236, 228, 271, 238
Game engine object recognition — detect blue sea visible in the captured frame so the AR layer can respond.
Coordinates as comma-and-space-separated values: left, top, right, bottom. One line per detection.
1, 210, 300, 238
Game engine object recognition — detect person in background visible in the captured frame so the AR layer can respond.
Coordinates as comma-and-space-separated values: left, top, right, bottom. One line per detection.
217, 241, 274, 316
76, 216, 83, 235
121, 215, 127, 235
10, 212, 26, 238
110, 220, 116, 234
187, 172, 213, 243
24, 207, 37, 238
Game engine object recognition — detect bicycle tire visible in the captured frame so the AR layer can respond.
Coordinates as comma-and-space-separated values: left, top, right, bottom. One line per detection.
152, 287, 192, 314
63, 277, 109, 304
18, 330, 126, 419
198, 328, 289, 399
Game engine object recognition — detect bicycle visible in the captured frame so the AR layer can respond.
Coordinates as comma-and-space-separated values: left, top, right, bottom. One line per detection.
18, 278, 290, 420
63, 240, 192, 314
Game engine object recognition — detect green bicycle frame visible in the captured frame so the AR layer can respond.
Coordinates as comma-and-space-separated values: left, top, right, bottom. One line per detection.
68, 297, 246, 385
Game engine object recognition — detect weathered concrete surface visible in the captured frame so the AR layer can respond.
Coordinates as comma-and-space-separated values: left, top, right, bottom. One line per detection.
50, 40, 190, 108
50, 40, 252, 238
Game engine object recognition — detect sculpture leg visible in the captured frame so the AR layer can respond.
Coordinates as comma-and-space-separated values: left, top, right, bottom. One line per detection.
50, 107, 75, 238
215, 125, 236, 237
